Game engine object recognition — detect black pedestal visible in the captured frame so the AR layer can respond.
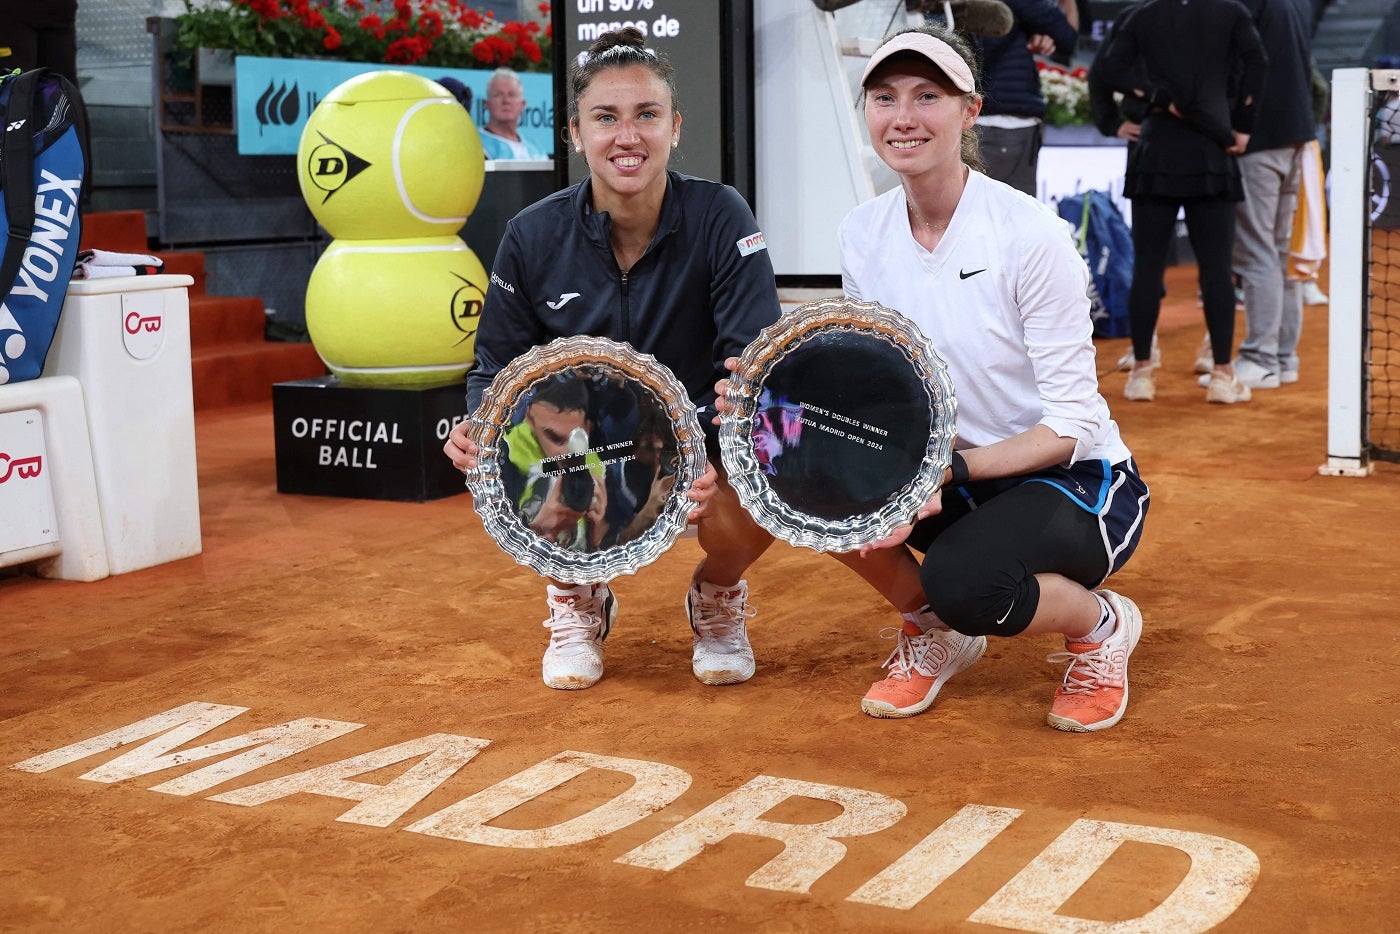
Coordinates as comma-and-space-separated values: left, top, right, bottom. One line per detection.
272, 376, 469, 502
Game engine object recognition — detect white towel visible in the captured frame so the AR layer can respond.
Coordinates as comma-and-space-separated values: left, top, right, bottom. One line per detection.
73, 247, 165, 281
73, 264, 151, 280
77, 248, 164, 267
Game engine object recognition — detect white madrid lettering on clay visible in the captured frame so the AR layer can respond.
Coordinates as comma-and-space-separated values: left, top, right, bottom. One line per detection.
10, 702, 1261, 930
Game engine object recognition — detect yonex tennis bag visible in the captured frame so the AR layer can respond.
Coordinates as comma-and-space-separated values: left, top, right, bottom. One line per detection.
1058, 189, 1133, 339
0, 67, 87, 385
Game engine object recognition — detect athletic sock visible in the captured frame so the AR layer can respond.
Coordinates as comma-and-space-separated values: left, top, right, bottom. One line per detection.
697, 578, 741, 598
901, 605, 950, 633
1083, 592, 1116, 644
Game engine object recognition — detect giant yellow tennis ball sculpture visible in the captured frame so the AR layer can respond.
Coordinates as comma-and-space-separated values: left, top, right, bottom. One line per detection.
305, 237, 489, 386
297, 70, 485, 240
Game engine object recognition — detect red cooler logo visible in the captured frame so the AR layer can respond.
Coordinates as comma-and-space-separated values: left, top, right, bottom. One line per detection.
125, 311, 161, 334
121, 293, 165, 360
0, 451, 43, 483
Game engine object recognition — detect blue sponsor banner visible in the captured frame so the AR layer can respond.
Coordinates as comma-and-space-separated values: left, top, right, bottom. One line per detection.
234, 56, 554, 158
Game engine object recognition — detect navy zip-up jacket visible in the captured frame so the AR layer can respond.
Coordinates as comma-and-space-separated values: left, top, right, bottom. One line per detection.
976, 0, 1079, 119
465, 171, 781, 416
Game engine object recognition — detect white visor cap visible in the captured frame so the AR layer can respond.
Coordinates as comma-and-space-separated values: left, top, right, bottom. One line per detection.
860, 32, 976, 93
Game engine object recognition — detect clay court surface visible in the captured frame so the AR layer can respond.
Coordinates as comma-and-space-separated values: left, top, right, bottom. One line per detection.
3, 269, 1398, 932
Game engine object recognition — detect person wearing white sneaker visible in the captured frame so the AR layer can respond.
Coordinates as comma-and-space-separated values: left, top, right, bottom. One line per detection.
1193, 333, 1214, 375
444, 28, 780, 691
1123, 364, 1156, 402
1116, 333, 1160, 372
1096, 0, 1266, 410
1230, 0, 1316, 398
1196, 355, 1277, 390
821, 26, 1153, 729
1299, 278, 1327, 306
1203, 368, 1253, 404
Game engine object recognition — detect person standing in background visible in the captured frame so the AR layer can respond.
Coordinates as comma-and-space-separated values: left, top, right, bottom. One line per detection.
1094, 0, 1267, 405
1290, 58, 1331, 307
1288, 136, 1328, 306
478, 67, 548, 160
1088, 3, 1168, 373
1218, 0, 1317, 390
972, 0, 1078, 196
1087, 4, 1146, 150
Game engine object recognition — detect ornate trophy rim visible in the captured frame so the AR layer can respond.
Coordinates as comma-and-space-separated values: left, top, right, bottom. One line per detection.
719, 297, 957, 553
465, 335, 707, 583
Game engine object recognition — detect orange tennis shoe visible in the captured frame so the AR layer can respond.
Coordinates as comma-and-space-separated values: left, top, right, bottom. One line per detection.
1045, 590, 1143, 732
861, 622, 986, 719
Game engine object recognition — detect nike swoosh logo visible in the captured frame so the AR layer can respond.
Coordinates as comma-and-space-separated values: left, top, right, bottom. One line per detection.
959, 268, 986, 280
995, 601, 1014, 626
546, 292, 581, 310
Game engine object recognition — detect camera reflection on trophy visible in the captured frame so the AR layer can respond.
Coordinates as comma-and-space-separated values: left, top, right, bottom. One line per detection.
559, 427, 596, 513
613, 406, 678, 546
504, 376, 608, 552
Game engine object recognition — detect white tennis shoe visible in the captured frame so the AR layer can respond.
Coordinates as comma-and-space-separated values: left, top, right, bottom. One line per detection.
541, 583, 616, 690
687, 580, 756, 685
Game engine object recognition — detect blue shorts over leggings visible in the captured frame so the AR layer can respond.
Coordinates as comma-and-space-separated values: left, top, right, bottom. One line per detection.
905, 458, 1149, 637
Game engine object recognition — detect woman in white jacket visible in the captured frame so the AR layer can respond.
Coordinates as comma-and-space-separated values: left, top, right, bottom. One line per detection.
842, 26, 1151, 732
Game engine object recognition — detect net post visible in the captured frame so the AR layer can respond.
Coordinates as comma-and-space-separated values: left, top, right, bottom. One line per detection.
1321, 68, 1374, 477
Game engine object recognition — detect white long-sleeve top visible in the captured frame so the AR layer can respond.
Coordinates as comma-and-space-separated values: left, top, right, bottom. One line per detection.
838, 170, 1132, 466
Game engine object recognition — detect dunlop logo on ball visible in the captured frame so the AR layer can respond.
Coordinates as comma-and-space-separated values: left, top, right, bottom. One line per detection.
451, 274, 485, 344
305, 132, 371, 202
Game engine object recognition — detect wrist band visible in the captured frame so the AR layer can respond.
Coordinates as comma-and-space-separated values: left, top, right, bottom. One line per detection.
949, 451, 970, 486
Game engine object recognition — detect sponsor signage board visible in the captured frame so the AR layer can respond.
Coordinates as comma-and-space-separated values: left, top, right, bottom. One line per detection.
234, 56, 554, 158
272, 377, 471, 502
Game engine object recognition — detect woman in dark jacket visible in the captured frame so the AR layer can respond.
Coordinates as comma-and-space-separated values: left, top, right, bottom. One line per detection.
1095, 0, 1267, 405
444, 29, 781, 693
973, 0, 1079, 195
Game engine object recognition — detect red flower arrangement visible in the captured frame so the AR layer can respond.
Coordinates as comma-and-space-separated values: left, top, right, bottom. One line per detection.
175, 0, 552, 72
1035, 60, 1091, 127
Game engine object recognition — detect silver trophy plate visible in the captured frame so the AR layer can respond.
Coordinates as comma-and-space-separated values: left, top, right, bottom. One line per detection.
465, 335, 706, 584
720, 297, 957, 552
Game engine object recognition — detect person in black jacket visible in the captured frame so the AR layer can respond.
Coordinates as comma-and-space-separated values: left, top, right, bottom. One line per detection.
1095, 0, 1267, 405
1087, 5, 1149, 152
973, 0, 1079, 196
443, 28, 781, 693
1088, 3, 1168, 371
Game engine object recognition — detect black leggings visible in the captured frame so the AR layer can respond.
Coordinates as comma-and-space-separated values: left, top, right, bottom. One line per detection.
1128, 196, 1237, 366
905, 483, 1110, 638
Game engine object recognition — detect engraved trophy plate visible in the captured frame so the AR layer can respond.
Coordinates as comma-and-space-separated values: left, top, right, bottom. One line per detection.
465, 336, 707, 583
720, 298, 957, 552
